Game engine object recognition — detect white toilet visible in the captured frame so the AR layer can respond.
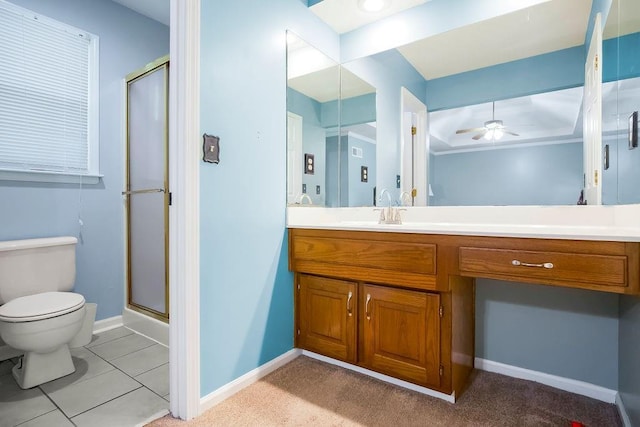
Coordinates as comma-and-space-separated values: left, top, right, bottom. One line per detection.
0, 236, 87, 389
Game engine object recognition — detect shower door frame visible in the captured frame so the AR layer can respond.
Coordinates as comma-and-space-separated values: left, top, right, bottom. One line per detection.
125, 55, 170, 323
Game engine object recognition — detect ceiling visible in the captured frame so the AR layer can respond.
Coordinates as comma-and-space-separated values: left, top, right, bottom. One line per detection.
111, 0, 169, 26
429, 87, 584, 154
310, 0, 429, 34
397, 0, 590, 80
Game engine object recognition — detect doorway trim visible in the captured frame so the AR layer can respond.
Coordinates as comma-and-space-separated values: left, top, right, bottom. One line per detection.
169, 0, 200, 420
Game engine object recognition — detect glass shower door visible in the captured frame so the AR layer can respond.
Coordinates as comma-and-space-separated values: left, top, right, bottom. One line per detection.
124, 57, 169, 321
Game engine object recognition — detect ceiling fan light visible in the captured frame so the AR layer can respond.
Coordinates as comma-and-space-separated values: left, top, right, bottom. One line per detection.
484, 128, 504, 141
358, 0, 390, 13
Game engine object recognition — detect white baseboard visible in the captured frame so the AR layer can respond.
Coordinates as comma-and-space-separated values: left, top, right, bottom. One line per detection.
302, 350, 456, 403
123, 308, 169, 347
475, 358, 617, 404
93, 315, 123, 334
199, 349, 301, 415
616, 393, 632, 427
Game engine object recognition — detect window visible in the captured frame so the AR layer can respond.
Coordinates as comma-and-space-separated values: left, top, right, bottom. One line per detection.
0, 1, 99, 182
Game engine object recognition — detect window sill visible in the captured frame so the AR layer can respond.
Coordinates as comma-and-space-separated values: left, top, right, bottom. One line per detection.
0, 169, 103, 184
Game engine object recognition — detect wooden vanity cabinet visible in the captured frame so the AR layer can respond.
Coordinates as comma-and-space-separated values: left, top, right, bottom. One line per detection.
289, 227, 640, 400
361, 284, 441, 388
296, 274, 357, 363
290, 229, 462, 395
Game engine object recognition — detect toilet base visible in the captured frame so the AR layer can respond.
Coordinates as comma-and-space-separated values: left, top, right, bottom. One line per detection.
12, 344, 75, 389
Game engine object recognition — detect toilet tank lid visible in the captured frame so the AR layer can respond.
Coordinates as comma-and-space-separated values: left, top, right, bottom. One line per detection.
0, 236, 77, 252
0, 292, 85, 321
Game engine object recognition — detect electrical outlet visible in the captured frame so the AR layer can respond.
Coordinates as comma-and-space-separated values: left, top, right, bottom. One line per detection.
316, 185, 321, 194
302, 184, 307, 193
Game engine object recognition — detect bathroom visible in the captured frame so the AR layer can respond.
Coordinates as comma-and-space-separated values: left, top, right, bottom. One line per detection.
0, 0, 171, 425
1, 0, 640, 426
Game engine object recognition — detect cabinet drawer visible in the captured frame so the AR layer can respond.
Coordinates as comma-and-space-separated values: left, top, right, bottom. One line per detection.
292, 236, 435, 275
459, 247, 627, 287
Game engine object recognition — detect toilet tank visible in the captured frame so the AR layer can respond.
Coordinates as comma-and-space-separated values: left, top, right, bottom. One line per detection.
0, 236, 77, 305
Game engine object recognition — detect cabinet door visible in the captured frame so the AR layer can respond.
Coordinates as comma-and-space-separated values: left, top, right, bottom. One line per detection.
361, 284, 440, 387
298, 274, 357, 363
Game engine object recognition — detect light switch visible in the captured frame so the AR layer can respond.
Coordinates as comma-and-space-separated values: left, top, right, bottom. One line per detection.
316, 185, 321, 194
302, 184, 307, 193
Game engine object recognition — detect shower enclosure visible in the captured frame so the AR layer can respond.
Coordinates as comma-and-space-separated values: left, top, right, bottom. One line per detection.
124, 56, 169, 322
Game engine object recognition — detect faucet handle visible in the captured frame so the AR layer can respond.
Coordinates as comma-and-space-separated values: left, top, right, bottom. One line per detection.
394, 208, 407, 224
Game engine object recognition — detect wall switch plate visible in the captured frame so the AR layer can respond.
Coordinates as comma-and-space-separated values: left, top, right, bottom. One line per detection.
316, 185, 321, 194
396, 175, 401, 189
361, 166, 368, 183
304, 153, 315, 174
302, 184, 306, 193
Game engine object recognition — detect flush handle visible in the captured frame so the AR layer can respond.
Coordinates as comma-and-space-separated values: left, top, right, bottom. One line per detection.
512, 259, 554, 269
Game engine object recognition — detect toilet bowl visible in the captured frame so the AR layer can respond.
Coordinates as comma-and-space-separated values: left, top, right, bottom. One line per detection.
0, 237, 89, 389
0, 292, 86, 388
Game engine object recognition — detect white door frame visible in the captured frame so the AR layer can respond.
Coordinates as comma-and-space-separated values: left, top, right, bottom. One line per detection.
400, 87, 429, 206
583, 13, 603, 205
169, 0, 201, 420
287, 112, 303, 204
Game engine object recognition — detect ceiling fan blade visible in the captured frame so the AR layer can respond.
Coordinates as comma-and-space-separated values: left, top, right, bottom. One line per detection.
472, 132, 486, 140
504, 130, 519, 136
456, 127, 485, 134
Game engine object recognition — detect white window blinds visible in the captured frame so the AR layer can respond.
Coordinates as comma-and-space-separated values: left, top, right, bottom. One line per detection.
0, 1, 98, 176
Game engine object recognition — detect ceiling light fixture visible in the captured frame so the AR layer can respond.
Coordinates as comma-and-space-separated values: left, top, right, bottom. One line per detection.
358, 0, 390, 13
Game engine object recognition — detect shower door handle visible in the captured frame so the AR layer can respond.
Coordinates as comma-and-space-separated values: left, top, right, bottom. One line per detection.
121, 188, 166, 196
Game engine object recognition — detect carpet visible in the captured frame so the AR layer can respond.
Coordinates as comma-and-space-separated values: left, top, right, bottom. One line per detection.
147, 356, 621, 426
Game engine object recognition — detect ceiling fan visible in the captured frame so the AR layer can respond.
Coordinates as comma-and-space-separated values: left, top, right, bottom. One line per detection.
455, 102, 520, 141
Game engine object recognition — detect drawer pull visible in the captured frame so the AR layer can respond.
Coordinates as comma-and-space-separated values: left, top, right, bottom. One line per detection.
511, 259, 554, 269
365, 294, 371, 320
347, 291, 353, 317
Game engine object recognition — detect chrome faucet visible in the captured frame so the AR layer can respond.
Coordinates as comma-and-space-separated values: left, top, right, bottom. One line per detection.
298, 194, 312, 205
376, 189, 403, 224
399, 191, 412, 206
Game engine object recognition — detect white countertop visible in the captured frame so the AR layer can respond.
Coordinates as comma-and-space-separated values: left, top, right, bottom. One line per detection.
287, 205, 640, 242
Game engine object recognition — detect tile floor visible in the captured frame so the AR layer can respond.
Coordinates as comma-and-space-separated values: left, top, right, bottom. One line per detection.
0, 327, 169, 427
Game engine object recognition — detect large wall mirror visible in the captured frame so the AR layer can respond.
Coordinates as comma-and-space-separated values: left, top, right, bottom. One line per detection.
286, 32, 376, 207
287, 0, 640, 207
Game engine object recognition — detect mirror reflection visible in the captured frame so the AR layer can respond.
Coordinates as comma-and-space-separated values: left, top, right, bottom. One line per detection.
286, 33, 376, 207
288, 0, 640, 207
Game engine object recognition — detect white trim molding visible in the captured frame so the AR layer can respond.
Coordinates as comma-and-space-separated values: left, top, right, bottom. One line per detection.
92, 315, 124, 334
303, 351, 456, 403
475, 358, 618, 404
169, 0, 201, 420
200, 349, 301, 414
616, 393, 632, 427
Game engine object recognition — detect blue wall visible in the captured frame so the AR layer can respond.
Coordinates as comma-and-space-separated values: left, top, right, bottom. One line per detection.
343, 50, 426, 196
346, 134, 376, 207
426, 47, 585, 111
0, 0, 169, 321
199, 0, 338, 397
431, 143, 583, 206
477, 281, 619, 389
619, 295, 640, 425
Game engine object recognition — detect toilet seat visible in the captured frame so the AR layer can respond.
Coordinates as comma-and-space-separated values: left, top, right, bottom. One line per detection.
0, 292, 85, 322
